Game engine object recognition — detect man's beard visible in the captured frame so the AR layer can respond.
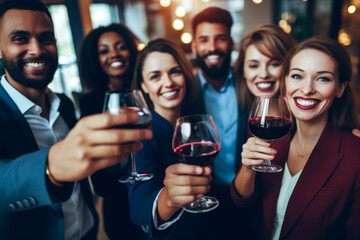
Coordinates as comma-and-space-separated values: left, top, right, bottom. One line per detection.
1, 52, 58, 90
196, 49, 231, 79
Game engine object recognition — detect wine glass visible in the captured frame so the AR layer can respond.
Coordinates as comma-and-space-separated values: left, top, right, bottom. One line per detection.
248, 95, 292, 173
172, 114, 221, 213
103, 89, 153, 183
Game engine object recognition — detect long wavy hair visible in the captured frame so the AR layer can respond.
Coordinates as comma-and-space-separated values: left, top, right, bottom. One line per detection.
280, 36, 359, 130
234, 24, 295, 112
132, 38, 196, 110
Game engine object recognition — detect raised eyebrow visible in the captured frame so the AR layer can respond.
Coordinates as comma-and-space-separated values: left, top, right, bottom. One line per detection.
198, 35, 209, 40
245, 59, 259, 64
146, 70, 161, 77
317, 71, 335, 76
8, 30, 30, 38
169, 65, 181, 71
215, 34, 229, 39
289, 68, 305, 72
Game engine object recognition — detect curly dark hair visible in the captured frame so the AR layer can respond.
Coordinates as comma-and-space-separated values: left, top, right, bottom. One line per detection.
77, 23, 138, 92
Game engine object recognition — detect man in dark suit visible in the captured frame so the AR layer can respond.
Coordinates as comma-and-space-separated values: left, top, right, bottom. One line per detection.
0, 1, 152, 239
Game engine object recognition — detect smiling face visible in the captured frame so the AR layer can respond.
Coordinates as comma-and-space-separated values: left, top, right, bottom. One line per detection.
243, 44, 281, 97
0, 9, 58, 90
286, 49, 346, 124
98, 31, 131, 78
140, 52, 186, 115
191, 22, 232, 79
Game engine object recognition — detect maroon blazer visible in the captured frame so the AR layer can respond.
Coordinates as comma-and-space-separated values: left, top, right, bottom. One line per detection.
231, 124, 360, 240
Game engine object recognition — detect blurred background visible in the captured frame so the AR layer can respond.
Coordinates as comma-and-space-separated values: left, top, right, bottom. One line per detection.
0, 0, 359, 105
0, 1, 358, 239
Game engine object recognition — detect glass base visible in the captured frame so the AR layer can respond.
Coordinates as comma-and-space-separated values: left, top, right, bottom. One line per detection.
119, 173, 153, 184
252, 164, 282, 173
183, 196, 219, 213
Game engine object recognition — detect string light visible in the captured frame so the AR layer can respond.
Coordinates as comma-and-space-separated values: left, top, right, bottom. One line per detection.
252, 0, 263, 4
181, 32, 192, 44
175, 6, 186, 17
348, 5, 356, 14
172, 19, 184, 31
202, 0, 210, 2
160, 0, 171, 7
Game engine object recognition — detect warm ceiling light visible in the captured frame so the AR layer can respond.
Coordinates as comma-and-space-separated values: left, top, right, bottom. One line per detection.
173, 19, 184, 31
348, 5, 356, 14
160, 0, 171, 7
338, 30, 351, 46
181, 32, 192, 44
137, 43, 146, 51
175, 6, 186, 18
279, 20, 287, 28
252, 0, 263, 4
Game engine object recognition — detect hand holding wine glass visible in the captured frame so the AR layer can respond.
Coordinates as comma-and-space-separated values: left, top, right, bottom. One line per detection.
248, 96, 292, 173
172, 114, 220, 213
103, 89, 153, 183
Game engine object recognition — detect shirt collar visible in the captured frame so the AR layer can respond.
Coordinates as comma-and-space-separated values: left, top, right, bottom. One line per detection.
1, 75, 60, 115
197, 68, 233, 92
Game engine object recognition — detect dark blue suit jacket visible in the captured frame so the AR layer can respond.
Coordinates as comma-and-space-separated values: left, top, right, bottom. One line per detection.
0, 83, 98, 240
128, 111, 250, 240
127, 111, 178, 239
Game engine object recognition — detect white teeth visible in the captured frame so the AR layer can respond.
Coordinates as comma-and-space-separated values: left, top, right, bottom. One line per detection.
162, 91, 177, 97
296, 99, 318, 106
26, 62, 44, 68
256, 83, 272, 89
110, 62, 123, 67
207, 55, 219, 62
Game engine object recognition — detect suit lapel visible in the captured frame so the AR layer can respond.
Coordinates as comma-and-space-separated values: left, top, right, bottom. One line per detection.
280, 125, 343, 239
261, 134, 291, 238
0, 84, 38, 152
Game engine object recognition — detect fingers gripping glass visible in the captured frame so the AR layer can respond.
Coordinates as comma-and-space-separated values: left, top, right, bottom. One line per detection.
248, 96, 292, 173
103, 90, 153, 183
172, 114, 220, 213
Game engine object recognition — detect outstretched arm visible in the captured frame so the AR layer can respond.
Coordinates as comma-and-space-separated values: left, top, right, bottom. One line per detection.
47, 111, 152, 183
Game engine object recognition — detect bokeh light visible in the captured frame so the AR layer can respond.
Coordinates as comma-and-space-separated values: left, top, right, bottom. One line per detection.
181, 32, 192, 44
348, 5, 356, 14
160, 0, 171, 7
173, 19, 184, 31
175, 6, 186, 17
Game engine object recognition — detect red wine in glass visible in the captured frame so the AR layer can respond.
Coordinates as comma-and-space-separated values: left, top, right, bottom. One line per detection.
172, 114, 221, 213
248, 116, 292, 141
248, 96, 292, 173
103, 90, 153, 183
174, 142, 220, 166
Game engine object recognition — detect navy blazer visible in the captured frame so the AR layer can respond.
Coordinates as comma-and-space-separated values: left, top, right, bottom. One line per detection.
128, 111, 250, 240
231, 124, 360, 239
0, 83, 98, 240
127, 111, 177, 239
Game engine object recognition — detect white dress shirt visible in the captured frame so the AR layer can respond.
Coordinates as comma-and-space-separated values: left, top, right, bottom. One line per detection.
1, 76, 94, 240
271, 163, 303, 240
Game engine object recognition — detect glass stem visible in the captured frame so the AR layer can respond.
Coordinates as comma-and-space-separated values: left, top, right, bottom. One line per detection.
263, 159, 272, 166
130, 153, 138, 176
